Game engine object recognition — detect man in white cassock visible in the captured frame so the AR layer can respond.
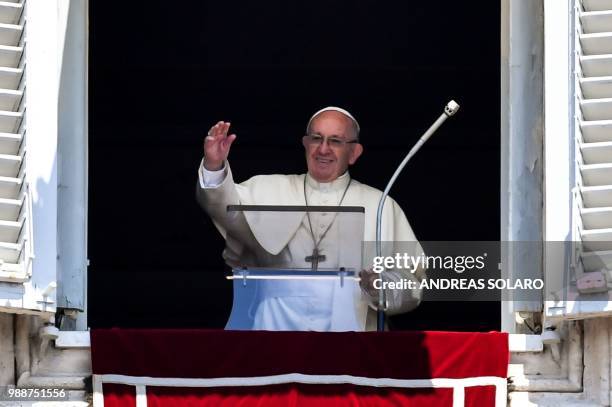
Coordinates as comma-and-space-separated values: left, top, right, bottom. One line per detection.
196, 107, 425, 331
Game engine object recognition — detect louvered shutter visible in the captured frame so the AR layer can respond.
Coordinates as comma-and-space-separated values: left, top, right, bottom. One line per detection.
0, 0, 64, 315
0, 0, 29, 283
580, 1, 612, 249
547, 0, 612, 318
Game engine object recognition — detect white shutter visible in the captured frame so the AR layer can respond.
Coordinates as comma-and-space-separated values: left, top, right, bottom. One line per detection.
0, 0, 64, 316
0, 0, 29, 284
547, 0, 612, 319
579, 0, 612, 257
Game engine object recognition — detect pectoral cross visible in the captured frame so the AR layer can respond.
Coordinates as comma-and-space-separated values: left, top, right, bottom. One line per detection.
305, 248, 326, 271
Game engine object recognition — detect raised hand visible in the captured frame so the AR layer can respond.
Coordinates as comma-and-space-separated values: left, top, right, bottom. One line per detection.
203, 121, 237, 171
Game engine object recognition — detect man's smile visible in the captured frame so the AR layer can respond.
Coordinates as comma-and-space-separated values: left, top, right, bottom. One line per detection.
315, 157, 334, 164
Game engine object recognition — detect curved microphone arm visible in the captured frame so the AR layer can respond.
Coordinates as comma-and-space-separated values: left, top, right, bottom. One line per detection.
375, 100, 460, 331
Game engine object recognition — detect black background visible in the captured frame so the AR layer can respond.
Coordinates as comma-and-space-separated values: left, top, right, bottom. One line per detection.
88, 1, 500, 330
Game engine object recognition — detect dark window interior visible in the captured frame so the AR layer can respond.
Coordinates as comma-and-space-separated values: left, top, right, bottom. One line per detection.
88, 1, 500, 330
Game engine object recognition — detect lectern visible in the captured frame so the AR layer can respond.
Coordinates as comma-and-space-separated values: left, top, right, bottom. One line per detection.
223, 205, 365, 331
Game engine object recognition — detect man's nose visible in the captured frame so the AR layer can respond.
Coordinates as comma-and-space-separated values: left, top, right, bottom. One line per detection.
318, 139, 332, 154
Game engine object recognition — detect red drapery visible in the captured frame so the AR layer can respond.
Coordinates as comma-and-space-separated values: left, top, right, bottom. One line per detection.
91, 329, 509, 406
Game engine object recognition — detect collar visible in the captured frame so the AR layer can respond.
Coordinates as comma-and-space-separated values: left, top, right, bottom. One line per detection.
305, 171, 351, 193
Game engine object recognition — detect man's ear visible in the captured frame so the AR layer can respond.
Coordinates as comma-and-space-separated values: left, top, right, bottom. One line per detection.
302, 135, 308, 150
348, 143, 364, 165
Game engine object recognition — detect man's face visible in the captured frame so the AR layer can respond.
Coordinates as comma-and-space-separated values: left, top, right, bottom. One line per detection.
303, 111, 363, 183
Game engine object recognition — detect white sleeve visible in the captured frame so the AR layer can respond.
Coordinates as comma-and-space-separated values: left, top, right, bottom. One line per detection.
198, 159, 228, 188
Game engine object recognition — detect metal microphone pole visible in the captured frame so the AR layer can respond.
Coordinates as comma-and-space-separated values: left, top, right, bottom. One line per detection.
375, 100, 460, 332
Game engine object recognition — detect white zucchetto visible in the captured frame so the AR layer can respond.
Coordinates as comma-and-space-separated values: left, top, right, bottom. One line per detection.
306, 106, 360, 134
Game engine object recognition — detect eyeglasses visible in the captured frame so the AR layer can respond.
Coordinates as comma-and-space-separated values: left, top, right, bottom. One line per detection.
304, 134, 359, 148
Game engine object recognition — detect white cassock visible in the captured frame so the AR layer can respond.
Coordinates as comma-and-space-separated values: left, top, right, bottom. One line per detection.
196, 160, 425, 331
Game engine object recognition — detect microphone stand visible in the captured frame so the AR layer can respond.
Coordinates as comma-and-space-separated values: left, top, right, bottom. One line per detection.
375, 100, 460, 332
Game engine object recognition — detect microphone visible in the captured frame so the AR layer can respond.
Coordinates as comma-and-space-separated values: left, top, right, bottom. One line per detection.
445, 100, 460, 116
374, 100, 460, 332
